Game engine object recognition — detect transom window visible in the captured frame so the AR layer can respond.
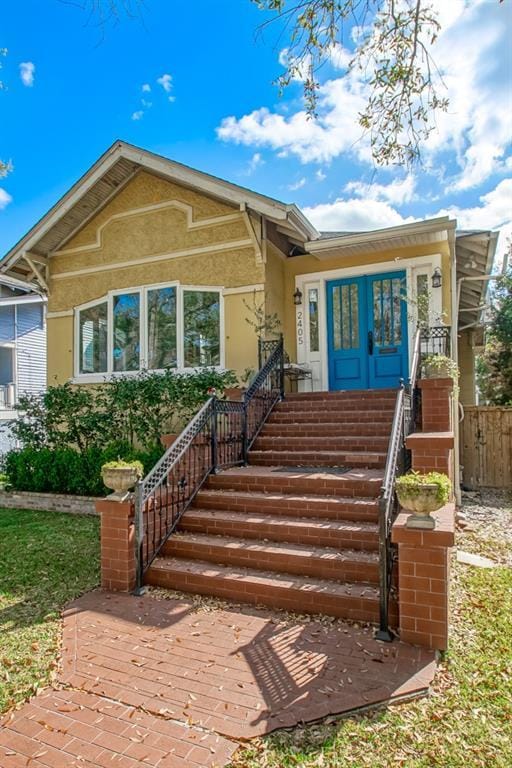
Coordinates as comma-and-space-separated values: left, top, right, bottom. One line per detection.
75, 283, 222, 377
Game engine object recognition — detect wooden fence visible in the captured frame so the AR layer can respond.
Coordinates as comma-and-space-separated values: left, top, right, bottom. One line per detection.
461, 406, 512, 489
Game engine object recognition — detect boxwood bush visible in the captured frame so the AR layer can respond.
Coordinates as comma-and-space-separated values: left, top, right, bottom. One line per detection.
4, 368, 237, 496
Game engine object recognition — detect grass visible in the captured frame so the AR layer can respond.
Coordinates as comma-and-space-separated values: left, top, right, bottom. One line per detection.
0, 508, 99, 714
233, 538, 512, 768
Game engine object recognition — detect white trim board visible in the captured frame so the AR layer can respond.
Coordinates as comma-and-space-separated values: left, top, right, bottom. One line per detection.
53, 201, 244, 256
294, 255, 443, 391
52, 238, 254, 280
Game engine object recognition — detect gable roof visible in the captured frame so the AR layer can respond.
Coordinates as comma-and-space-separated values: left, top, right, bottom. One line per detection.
0, 140, 318, 287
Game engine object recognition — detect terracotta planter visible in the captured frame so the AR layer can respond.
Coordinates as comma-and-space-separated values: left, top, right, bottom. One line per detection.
223, 387, 245, 401
396, 483, 443, 530
101, 466, 141, 498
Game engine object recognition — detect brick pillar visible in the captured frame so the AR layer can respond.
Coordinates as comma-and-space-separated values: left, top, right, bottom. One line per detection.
418, 378, 453, 432
406, 432, 454, 479
96, 497, 136, 592
392, 504, 455, 650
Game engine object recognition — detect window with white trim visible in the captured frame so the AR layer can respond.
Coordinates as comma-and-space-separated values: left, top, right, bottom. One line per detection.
75, 283, 222, 377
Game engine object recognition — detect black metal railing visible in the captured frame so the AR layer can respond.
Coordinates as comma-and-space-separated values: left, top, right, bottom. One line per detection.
134, 336, 285, 590
376, 328, 421, 641
420, 325, 451, 359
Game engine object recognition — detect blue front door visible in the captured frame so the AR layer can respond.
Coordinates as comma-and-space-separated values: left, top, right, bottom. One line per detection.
327, 271, 409, 391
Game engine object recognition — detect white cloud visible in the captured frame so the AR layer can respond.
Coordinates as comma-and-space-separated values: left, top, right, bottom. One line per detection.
217, 0, 511, 190
316, 169, 326, 181
304, 197, 415, 232
141, 99, 152, 108
289, 177, 306, 191
157, 73, 173, 93
345, 174, 416, 205
131, 110, 144, 121
245, 152, 264, 175
0, 188, 12, 210
141, 83, 151, 93
19, 61, 35, 87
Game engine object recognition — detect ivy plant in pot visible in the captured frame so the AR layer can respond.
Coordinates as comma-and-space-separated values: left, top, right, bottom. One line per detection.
395, 471, 451, 529
422, 354, 459, 381
101, 459, 144, 499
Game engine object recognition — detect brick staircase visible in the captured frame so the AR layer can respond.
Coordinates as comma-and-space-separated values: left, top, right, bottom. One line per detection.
146, 389, 398, 624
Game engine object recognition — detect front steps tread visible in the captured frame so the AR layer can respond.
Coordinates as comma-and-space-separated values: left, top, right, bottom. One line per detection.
248, 449, 387, 468
146, 556, 381, 621
195, 488, 379, 521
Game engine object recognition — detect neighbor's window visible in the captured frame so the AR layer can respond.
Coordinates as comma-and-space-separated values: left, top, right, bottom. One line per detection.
148, 286, 177, 369
79, 302, 108, 374
113, 292, 140, 372
183, 290, 221, 367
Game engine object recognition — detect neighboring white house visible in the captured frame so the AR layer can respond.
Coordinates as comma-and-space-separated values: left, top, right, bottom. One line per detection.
0, 277, 47, 454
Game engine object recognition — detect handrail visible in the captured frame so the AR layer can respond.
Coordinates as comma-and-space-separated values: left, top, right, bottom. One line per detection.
376, 328, 421, 641
134, 337, 285, 592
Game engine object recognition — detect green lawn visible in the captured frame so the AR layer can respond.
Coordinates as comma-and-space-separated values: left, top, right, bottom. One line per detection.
0, 509, 99, 713
233, 540, 512, 768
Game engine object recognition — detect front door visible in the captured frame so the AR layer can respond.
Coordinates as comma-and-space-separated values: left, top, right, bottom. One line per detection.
326, 271, 408, 391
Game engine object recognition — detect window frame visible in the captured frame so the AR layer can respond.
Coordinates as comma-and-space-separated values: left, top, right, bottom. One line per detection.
73, 281, 225, 382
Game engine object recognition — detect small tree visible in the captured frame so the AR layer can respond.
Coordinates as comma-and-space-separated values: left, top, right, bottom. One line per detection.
477, 265, 512, 406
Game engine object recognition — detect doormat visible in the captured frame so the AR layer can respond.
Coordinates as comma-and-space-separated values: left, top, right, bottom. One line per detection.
272, 466, 350, 475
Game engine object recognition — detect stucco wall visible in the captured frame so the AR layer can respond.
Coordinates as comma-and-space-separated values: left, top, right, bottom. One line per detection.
281, 242, 452, 362
47, 171, 263, 383
458, 329, 477, 405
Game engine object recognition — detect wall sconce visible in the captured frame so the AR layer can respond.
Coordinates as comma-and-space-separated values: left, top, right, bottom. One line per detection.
431, 268, 442, 289
293, 287, 303, 306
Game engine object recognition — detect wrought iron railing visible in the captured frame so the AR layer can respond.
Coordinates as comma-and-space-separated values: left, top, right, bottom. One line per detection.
134, 336, 285, 590
420, 325, 451, 359
376, 328, 421, 641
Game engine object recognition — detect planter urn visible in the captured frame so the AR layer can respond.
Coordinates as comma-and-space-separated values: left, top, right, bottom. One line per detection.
101, 466, 142, 500
396, 483, 443, 530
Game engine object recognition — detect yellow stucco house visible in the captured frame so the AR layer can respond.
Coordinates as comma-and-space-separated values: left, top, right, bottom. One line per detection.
0, 141, 497, 402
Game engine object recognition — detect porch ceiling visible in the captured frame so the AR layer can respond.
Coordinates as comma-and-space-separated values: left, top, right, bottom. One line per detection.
456, 230, 499, 329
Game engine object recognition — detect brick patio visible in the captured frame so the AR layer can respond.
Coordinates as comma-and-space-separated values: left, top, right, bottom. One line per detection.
0, 590, 437, 767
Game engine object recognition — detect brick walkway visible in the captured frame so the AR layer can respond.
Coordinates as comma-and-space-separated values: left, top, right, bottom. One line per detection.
0, 590, 437, 766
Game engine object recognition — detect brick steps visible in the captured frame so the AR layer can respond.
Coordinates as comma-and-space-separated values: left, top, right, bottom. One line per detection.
207, 466, 384, 498
163, 533, 380, 583
248, 449, 386, 469
254, 434, 389, 451
262, 422, 392, 437
147, 387, 396, 624
178, 508, 379, 550
195, 489, 379, 522
146, 557, 385, 623
268, 410, 394, 424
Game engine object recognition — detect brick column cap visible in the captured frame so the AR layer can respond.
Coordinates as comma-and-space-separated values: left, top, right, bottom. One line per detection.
392, 502, 455, 547
96, 498, 134, 515
417, 377, 454, 390
406, 431, 454, 450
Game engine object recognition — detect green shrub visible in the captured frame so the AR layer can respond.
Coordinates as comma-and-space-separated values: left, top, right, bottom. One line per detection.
3, 442, 165, 497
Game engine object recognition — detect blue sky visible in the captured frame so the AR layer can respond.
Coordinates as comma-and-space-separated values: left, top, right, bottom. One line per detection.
1, 0, 511, 264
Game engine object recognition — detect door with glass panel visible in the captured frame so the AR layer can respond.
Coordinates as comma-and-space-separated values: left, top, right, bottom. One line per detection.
367, 271, 408, 389
326, 276, 368, 390
326, 270, 408, 390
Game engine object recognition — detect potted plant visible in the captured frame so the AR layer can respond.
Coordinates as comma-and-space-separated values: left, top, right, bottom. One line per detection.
422, 354, 458, 381
101, 459, 144, 498
395, 471, 451, 529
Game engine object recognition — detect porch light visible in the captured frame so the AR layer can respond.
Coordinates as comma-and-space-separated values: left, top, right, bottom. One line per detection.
293, 288, 303, 306
431, 268, 442, 289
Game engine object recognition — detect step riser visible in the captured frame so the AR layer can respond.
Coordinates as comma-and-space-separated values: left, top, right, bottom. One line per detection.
178, 514, 379, 551
194, 491, 379, 522
261, 423, 392, 437
207, 474, 382, 499
163, 539, 380, 583
146, 566, 390, 623
254, 436, 389, 451
276, 401, 396, 413
269, 412, 394, 424
284, 389, 397, 401
248, 452, 385, 469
